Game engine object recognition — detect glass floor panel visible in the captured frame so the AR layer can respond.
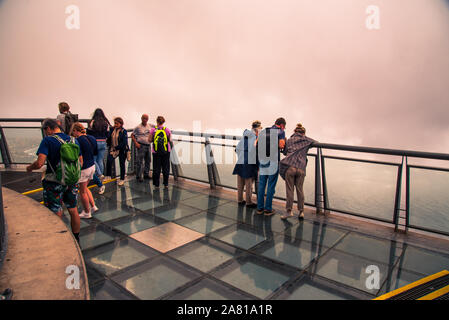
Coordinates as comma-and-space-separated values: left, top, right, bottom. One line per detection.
168, 238, 241, 273
255, 234, 327, 270
212, 202, 253, 221
168, 189, 205, 202
26, 174, 448, 301
111, 256, 202, 300
211, 254, 298, 299
83, 238, 159, 276
166, 277, 253, 300
102, 188, 148, 202
125, 197, 165, 212
310, 248, 390, 296
283, 220, 349, 248
399, 245, 449, 276
210, 224, 270, 251
174, 212, 236, 235
93, 208, 134, 223
90, 279, 137, 300
106, 215, 161, 235
274, 274, 369, 300
130, 222, 204, 253
181, 194, 231, 211
332, 232, 400, 267
153, 204, 203, 221
377, 266, 427, 296
79, 225, 119, 251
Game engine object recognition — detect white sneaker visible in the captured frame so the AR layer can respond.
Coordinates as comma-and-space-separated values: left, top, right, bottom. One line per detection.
79, 210, 92, 219
91, 205, 99, 213
118, 180, 125, 186
98, 185, 105, 195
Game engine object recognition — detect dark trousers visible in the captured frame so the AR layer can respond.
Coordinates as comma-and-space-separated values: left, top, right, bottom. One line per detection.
106, 151, 126, 180
152, 153, 170, 187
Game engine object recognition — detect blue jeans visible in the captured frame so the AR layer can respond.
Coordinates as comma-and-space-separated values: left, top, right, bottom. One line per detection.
92, 173, 103, 187
257, 171, 279, 211
95, 141, 107, 176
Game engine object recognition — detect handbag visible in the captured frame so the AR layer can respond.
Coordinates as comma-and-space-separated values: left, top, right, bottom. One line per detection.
279, 161, 289, 180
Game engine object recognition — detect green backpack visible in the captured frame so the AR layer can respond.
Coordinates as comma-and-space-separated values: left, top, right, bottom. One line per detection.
49, 135, 81, 186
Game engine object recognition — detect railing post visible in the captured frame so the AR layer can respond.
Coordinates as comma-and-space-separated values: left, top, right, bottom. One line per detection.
393, 157, 404, 231
0, 174, 7, 271
405, 157, 410, 233
320, 149, 329, 213
315, 148, 322, 213
204, 137, 218, 189
0, 127, 12, 168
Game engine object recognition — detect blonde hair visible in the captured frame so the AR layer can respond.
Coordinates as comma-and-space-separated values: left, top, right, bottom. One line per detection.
71, 122, 86, 136
295, 123, 306, 134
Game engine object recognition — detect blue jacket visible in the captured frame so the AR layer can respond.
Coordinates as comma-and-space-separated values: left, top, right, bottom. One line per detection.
232, 129, 258, 179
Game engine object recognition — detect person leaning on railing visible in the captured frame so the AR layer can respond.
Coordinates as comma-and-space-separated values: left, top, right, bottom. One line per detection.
232, 120, 262, 208
280, 123, 316, 220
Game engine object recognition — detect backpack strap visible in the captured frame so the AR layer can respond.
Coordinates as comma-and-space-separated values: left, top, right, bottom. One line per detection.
52, 134, 67, 145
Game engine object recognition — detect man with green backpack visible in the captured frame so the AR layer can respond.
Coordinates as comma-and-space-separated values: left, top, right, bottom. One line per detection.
27, 118, 83, 244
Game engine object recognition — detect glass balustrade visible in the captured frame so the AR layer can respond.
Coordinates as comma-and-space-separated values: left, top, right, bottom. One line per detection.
1, 120, 449, 236
323, 157, 399, 222
1, 127, 42, 164
409, 166, 449, 234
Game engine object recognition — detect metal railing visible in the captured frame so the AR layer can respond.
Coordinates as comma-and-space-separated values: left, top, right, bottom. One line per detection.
0, 173, 7, 273
1, 119, 449, 237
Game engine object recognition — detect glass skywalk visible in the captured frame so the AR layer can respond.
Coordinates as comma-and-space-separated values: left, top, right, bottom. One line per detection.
26, 178, 449, 300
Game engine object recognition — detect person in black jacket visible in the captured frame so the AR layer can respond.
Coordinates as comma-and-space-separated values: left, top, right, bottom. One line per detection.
105, 117, 129, 186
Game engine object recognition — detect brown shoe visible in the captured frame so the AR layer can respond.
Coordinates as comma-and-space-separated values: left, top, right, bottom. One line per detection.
256, 208, 264, 214
298, 211, 304, 220
264, 209, 276, 216
281, 211, 294, 220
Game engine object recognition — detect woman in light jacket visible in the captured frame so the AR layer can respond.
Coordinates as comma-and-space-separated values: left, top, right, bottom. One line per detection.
232, 121, 262, 208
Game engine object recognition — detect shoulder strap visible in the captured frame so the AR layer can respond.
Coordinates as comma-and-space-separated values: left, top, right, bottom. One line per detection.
52, 134, 66, 145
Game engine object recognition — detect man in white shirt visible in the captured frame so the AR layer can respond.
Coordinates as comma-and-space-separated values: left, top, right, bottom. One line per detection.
131, 114, 154, 182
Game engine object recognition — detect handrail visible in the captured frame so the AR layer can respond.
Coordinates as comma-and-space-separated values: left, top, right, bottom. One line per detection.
1, 119, 448, 236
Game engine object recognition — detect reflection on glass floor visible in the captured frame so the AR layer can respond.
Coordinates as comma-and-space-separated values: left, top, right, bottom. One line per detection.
51, 178, 449, 300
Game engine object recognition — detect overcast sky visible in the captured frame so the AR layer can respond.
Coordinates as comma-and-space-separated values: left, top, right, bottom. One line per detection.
0, 0, 448, 154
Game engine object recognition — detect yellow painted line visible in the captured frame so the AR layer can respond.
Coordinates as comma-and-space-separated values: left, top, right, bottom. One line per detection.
22, 187, 44, 195
374, 270, 449, 300
418, 285, 449, 300
35, 178, 118, 204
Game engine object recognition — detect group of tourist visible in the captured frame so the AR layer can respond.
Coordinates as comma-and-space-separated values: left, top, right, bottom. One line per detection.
26, 102, 315, 244
232, 118, 316, 220
26, 102, 172, 244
